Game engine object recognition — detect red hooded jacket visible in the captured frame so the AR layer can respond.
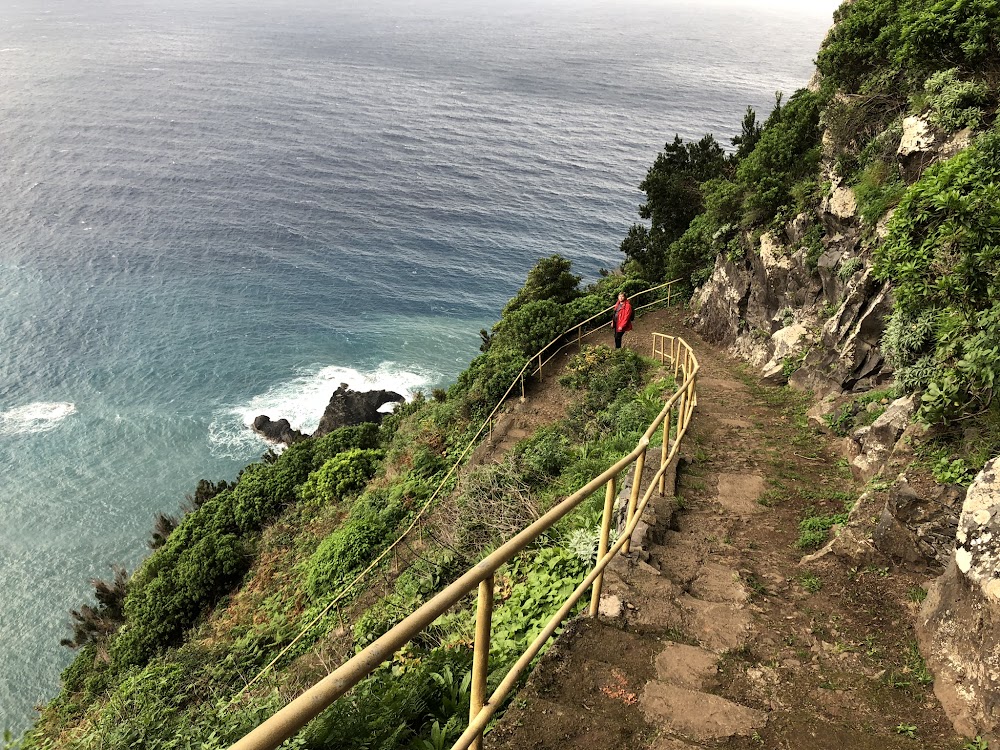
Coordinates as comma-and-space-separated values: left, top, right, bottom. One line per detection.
614, 299, 634, 333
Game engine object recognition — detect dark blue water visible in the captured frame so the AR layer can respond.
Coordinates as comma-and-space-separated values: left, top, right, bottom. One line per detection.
0, 0, 836, 731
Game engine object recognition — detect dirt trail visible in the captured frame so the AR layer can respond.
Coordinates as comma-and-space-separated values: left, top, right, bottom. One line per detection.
487, 307, 963, 750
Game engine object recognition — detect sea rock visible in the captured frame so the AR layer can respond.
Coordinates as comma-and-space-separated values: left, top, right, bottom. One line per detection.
313, 383, 405, 438
252, 415, 307, 446
917, 457, 1000, 738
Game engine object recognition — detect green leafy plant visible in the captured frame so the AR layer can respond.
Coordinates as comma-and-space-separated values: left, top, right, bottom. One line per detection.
923, 68, 990, 131
800, 574, 823, 593
875, 129, 1000, 424
297, 448, 385, 506
837, 256, 864, 282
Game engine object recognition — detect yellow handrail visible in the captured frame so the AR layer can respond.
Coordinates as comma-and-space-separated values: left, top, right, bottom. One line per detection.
228, 321, 699, 750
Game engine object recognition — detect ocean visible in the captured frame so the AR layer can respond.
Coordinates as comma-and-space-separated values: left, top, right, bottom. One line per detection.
0, 0, 835, 731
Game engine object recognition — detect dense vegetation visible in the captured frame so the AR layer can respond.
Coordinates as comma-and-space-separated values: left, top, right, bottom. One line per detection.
16, 0, 1000, 746
622, 0, 999, 439
14, 250, 676, 750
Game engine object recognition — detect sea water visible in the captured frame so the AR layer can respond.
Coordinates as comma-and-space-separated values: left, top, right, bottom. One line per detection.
0, 0, 836, 730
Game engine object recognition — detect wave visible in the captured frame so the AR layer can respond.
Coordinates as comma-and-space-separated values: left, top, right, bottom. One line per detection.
207, 362, 437, 459
0, 402, 77, 436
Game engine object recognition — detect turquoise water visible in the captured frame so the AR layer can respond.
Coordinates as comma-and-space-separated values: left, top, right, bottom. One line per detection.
0, 0, 836, 730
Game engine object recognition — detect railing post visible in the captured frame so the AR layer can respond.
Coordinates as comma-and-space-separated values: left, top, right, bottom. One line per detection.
520, 374, 525, 401
622, 446, 646, 554
537, 352, 543, 377
589, 476, 617, 617
659, 408, 671, 496
578, 325, 582, 347
488, 418, 493, 442
470, 575, 494, 750
667, 285, 672, 308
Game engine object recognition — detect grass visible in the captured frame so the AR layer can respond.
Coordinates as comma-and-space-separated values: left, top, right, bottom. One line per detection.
800, 574, 823, 593
796, 503, 852, 550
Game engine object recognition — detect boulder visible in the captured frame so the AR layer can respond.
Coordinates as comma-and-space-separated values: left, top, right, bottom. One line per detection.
940, 127, 974, 159
850, 394, 917, 480
917, 457, 1000, 738
828, 186, 858, 221
871, 474, 964, 566
760, 323, 813, 386
314, 383, 405, 437
252, 415, 307, 446
799, 490, 882, 566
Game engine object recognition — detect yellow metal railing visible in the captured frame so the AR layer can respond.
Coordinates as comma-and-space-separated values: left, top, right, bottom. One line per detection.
228, 282, 696, 750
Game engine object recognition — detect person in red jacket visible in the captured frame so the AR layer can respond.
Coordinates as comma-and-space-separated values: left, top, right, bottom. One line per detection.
612, 292, 634, 349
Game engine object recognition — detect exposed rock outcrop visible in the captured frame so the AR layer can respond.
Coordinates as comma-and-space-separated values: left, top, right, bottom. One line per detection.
917, 457, 1000, 738
849, 394, 917, 480
314, 383, 404, 438
871, 474, 964, 567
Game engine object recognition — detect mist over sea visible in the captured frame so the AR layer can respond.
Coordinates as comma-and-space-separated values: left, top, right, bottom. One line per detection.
0, 0, 834, 731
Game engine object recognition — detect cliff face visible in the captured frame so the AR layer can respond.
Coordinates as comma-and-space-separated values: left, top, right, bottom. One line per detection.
683, 2, 1000, 737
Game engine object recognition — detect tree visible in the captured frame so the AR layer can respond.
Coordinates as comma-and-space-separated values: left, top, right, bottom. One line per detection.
502, 255, 581, 315
731, 106, 762, 162
625, 134, 728, 281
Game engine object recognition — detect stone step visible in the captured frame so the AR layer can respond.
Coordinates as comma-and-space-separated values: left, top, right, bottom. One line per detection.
651, 642, 719, 691
639, 680, 768, 742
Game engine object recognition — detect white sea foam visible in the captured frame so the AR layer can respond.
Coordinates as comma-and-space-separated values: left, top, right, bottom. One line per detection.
0, 402, 77, 436
207, 362, 436, 459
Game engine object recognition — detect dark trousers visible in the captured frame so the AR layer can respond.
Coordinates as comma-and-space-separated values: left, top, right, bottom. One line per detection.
614, 330, 624, 349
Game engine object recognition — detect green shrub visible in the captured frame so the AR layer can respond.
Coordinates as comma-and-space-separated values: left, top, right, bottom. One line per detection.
816, 0, 906, 94
736, 90, 824, 226
874, 128, 1000, 422
817, 0, 1000, 95
298, 449, 385, 506
838, 256, 864, 282
112, 532, 245, 668
796, 505, 852, 550
311, 423, 382, 465
852, 160, 906, 225
515, 426, 574, 478
923, 68, 991, 131
450, 347, 525, 421
502, 254, 581, 315
490, 299, 574, 358
560, 346, 646, 396
304, 490, 409, 602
